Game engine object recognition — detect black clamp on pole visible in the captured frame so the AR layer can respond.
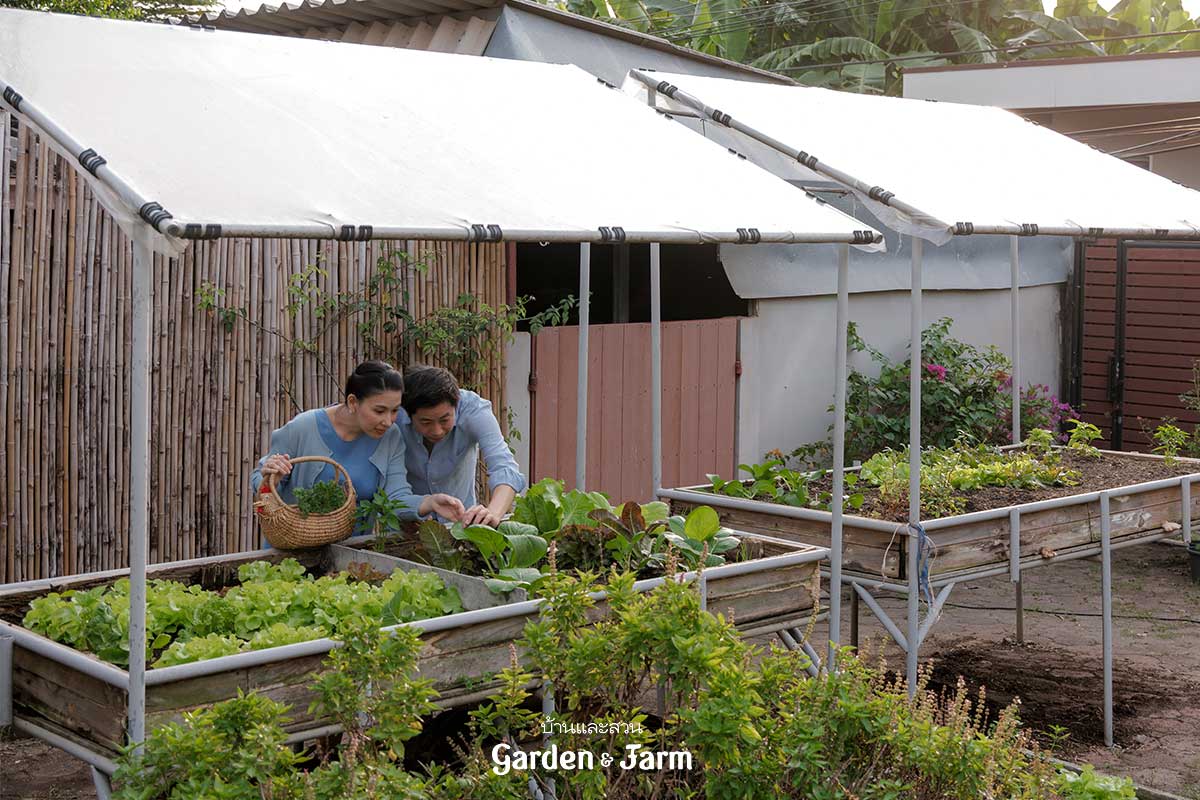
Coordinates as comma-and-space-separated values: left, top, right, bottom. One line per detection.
954, 222, 975, 236
78, 148, 107, 176
1087, 227, 1104, 238
1019, 223, 1040, 236
469, 224, 503, 242
138, 201, 174, 232
599, 226, 627, 243
710, 109, 732, 126
2, 87, 22, 112
867, 186, 895, 205
183, 223, 222, 240
727, 148, 747, 160
338, 225, 373, 241
796, 151, 818, 170
853, 230, 876, 245
1154, 228, 1170, 238
655, 81, 679, 99
736, 228, 762, 244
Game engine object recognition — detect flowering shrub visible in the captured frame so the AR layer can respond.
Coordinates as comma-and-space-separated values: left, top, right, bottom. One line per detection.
789, 318, 1079, 467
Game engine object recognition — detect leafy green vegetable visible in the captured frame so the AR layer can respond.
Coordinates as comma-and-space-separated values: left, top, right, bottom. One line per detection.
23, 558, 463, 668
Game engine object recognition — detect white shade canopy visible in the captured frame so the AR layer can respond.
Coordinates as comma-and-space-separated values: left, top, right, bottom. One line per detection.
625, 70, 1200, 245
0, 10, 882, 255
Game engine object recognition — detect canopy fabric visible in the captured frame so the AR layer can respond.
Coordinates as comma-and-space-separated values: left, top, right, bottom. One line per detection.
624, 70, 1200, 245
0, 10, 881, 256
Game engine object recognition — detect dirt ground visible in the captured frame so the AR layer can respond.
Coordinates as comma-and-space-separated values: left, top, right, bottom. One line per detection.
2, 541, 1198, 799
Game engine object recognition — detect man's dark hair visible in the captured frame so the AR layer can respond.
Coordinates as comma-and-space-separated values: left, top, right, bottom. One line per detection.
345, 359, 404, 401
402, 365, 460, 415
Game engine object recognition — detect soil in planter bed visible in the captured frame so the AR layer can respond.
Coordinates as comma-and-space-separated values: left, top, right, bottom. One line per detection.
806, 451, 1199, 522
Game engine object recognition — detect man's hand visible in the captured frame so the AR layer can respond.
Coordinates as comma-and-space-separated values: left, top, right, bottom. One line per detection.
421, 493, 466, 522
461, 504, 501, 528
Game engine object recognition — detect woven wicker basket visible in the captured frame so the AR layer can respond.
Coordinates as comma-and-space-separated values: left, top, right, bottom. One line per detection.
255, 456, 357, 549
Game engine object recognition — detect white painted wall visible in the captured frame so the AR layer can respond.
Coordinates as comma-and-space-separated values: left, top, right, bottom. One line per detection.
736, 284, 1063, 467
504, 332, 532, 478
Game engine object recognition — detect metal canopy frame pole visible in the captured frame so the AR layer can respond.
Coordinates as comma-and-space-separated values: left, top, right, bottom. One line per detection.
128, 228, 153, 747
907, 236, 923, 697
651, 243, 663, 497
576, 243, 590, 490
1011, 236, 1021, 446
828, 244, 850, 667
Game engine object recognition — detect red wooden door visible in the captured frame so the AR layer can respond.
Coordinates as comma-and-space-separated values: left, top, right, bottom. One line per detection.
529, 318, 739, 502
1080, 240, 1200, 450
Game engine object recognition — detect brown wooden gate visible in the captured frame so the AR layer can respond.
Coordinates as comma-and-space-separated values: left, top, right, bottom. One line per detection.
529, 318, 739, 502
1080, 240, 1200, 450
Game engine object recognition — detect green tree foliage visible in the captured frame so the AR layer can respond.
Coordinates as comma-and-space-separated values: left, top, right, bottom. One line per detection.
553, 0, 1200, 94
3, 0, 219, 22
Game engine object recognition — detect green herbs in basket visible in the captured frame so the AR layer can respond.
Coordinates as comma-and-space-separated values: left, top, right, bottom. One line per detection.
293, 479, 347, 516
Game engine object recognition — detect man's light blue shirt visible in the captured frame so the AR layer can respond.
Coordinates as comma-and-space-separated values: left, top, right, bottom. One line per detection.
394, 390, 527, 509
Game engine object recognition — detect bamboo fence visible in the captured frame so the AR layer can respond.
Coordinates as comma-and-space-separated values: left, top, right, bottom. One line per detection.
0, 114, 509, 583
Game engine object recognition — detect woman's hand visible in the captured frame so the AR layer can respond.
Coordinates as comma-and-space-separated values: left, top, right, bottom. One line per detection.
461, 504, 502, 528
420, 493, 466, 522
260, 453, 293, 479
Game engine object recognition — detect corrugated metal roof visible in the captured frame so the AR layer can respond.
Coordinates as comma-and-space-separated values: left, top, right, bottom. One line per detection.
200, 0, 788, 81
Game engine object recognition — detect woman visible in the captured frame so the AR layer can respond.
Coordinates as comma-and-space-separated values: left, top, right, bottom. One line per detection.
252, 360, 465, 524
397, 365, 527, 527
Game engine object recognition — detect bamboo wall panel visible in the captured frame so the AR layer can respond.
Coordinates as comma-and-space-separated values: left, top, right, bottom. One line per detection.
0, 115, 509, 583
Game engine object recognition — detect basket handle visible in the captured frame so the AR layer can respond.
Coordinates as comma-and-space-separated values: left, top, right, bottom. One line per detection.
265, 455, 354, 507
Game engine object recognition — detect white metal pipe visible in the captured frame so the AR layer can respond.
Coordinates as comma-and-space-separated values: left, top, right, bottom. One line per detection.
1100, 492, 1114, 748
651, 243, 662, 496
128, 231, 153, 748
798, 637, 824, 675
1009, 508, 1021, 582
656, 487, 901, 533
907, 236, 923, 696
0, 622, 130, 688
13, 717, 118, 774
627, 71, 942, 235
1011, 236, 1021, 445
92, 767, 113, 800
828, 244, 850, 667
576, 243, 590, 490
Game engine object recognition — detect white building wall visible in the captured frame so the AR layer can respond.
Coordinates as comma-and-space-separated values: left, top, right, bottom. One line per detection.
736, 284, 1063, 467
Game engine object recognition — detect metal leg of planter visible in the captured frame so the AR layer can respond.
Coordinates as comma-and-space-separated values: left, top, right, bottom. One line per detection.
777, 629, 819, 678
917, 583, 954, 647
0, 634, 12, 727
92, 767, 113, 800
575, 243, 590, 491
828, 243, 850, 669
1100, 492, 1114, 748
1011, 508, 1024, 644
1183, 478, 1192, 547
907, 236, 923, 698
849, 590, 860, 649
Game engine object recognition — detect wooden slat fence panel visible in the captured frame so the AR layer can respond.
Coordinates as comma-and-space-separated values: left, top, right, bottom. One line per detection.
530, 318, 739, 503
0, 115, 509, 583
1080, 239, 1200, 451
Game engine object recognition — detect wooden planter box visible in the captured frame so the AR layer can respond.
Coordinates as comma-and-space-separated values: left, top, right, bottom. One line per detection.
0, 534, 823, 761
663, 450, 1200, 581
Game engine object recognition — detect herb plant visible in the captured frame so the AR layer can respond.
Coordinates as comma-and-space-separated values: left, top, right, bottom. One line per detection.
293, 479, 348, 516
1152, 420, 1189, 465
1066, 419, 1104, 457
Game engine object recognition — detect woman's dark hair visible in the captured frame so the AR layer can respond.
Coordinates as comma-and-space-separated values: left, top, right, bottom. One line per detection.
345, 360, 404, 402
402, 365, 460, 415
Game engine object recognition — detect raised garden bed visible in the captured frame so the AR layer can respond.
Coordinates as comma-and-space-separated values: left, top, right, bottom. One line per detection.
0, 530, 823, 761
663, 449, 1200, 580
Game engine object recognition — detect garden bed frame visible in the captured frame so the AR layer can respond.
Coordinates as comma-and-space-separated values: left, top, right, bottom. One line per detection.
0, 532, 826, 772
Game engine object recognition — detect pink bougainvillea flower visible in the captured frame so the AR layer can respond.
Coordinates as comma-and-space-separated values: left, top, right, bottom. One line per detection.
924, 363, 948, 382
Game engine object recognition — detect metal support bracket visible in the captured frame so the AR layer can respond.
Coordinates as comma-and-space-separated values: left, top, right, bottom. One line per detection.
917, 583, 955, 648
852, 582, 908, 653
